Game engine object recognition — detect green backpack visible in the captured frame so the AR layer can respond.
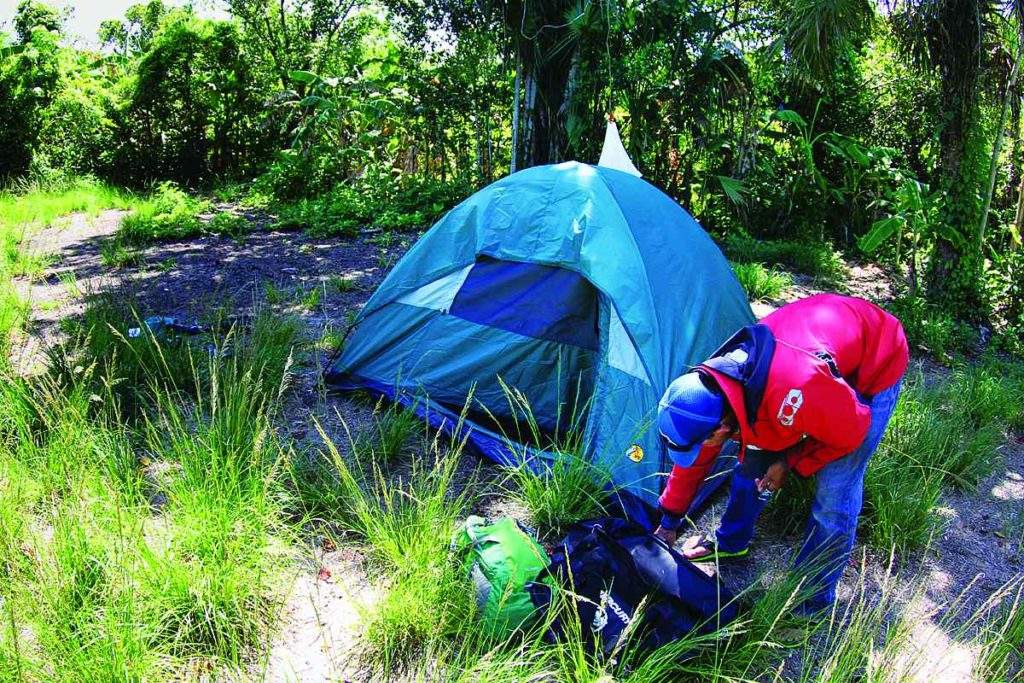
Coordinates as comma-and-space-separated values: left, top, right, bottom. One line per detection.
453, 516, 550, 638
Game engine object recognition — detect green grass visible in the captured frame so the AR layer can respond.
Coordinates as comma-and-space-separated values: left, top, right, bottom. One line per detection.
119, 182, 210, 244
484, 379, 613, 537
208, 211, 251, 239
0, 288, 298, 678
504, 453, 613, 538
722, 234, 847, 285
327, 274, 359, 293
0, 178, 135, 357
289, 420, 474, 675
354, 397, 423, 467
100, 239, 145, 268
4, 177, 1024, 680
730, 261, 794, 301
766, 366, 1022, 557
300, 286, 322, 311
886, 294, 979, 363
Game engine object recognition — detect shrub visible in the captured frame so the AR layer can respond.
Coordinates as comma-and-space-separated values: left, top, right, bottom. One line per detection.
119, 182, 209, 243
730, 262, 793, 301
721, 234, 847, 285
886, 294, 979, 363
262, 165, 472, 236
207, 211, 250, 239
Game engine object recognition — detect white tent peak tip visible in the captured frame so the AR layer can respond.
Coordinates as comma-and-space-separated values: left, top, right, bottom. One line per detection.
597, 121, 642, 178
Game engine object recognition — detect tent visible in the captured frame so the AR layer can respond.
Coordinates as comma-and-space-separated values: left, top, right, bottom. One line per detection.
325, 160, 754, 519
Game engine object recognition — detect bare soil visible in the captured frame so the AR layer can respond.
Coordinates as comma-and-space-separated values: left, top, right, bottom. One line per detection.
13, 210, 1024, 682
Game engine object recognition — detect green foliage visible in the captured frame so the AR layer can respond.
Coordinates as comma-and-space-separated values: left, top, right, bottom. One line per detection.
119, 182, 208, 243
266, 170, 469, 235
986, 249, 1024, 357
207, 211, 250, 239
885, 294, 979, 363
722, 234, 847, 284
111, 13, 270, 185
0, 7, 61, 179
730, 261, 793, 301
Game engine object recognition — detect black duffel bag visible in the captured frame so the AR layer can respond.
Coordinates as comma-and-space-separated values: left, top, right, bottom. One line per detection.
529, 518, 739, 656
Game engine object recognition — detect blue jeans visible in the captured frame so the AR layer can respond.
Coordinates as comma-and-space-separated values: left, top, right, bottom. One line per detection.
714, 379, 903, 609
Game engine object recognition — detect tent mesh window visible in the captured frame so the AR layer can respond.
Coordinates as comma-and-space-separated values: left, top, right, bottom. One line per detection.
439, 256, 600, 449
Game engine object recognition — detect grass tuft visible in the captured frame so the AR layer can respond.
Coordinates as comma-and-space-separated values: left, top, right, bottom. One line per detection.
730, 261, 794, 301
721, 234, 847, 285
119, 182, 209, 244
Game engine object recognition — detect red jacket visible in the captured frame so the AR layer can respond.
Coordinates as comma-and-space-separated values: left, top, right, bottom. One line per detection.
660, 294, 908, 516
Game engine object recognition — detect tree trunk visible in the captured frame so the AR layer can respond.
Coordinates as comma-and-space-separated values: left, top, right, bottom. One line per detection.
522, 67, 538, 167
925, 0, 985, 312
979, 40, 1023, 249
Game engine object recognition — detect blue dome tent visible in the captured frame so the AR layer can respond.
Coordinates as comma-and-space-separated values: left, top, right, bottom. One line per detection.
325, 161, 754, 520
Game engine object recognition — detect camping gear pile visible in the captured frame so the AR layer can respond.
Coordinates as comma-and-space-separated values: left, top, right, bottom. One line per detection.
455, 516, 738, 656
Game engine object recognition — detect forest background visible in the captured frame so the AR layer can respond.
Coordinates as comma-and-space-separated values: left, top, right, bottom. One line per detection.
2, 0, 1023, 356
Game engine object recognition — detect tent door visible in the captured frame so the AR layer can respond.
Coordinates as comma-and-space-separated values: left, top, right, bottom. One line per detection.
436, 256, 601, 450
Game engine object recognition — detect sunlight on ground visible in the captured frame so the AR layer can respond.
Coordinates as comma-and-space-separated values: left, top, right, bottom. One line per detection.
908, 617, 978, 682
992, 471, 1024, 501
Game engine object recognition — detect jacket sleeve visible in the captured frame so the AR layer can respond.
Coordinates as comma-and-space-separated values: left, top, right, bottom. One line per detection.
784, 373, 871, 476
658, 442, 723, 527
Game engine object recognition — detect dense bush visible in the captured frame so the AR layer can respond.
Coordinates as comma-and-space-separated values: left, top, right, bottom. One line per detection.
0, 5, 61, 179
264, 168, 473, 236
108, 15, 271, 185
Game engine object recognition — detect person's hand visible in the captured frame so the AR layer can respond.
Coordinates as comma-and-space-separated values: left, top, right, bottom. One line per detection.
705, 421, 736, 448
654, 525, 678, 546
756, 460, 789, 493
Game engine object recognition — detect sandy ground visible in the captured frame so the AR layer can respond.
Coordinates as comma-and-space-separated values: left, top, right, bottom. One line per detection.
12, 209, 1024, 682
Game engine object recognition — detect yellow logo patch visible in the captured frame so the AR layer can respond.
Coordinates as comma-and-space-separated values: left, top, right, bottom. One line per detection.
626, 445, 644, 462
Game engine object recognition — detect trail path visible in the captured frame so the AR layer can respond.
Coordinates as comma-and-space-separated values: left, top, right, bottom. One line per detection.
13, 209, 1023, 682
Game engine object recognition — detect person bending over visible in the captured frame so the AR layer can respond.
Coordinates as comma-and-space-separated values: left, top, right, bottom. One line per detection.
654, 294, 908, 615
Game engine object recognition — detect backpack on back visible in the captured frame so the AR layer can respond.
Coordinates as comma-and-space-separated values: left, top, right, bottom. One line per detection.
452, 516, 550, 638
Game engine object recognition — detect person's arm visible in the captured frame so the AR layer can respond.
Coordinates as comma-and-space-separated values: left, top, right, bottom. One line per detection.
658, 442, 723, 528
784, 374, 871, 475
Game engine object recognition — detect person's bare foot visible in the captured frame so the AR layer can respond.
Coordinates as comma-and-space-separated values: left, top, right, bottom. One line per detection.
681, 533, 716, 561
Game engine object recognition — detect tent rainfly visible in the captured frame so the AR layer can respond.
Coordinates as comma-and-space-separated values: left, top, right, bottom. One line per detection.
325, 154, 754, 520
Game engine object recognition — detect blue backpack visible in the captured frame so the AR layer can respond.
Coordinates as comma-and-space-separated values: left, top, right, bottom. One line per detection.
529, 518, 738, 655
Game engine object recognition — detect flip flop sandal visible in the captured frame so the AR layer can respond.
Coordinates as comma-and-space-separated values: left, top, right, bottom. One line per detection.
684, 532, 749, 563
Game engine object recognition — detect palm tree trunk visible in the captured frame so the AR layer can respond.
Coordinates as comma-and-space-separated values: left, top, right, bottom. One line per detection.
926, 0, 985, 309
979, 40, 1023, 249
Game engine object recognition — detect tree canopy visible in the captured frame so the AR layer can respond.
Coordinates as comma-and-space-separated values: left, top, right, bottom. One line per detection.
1, 0, 1022, 348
